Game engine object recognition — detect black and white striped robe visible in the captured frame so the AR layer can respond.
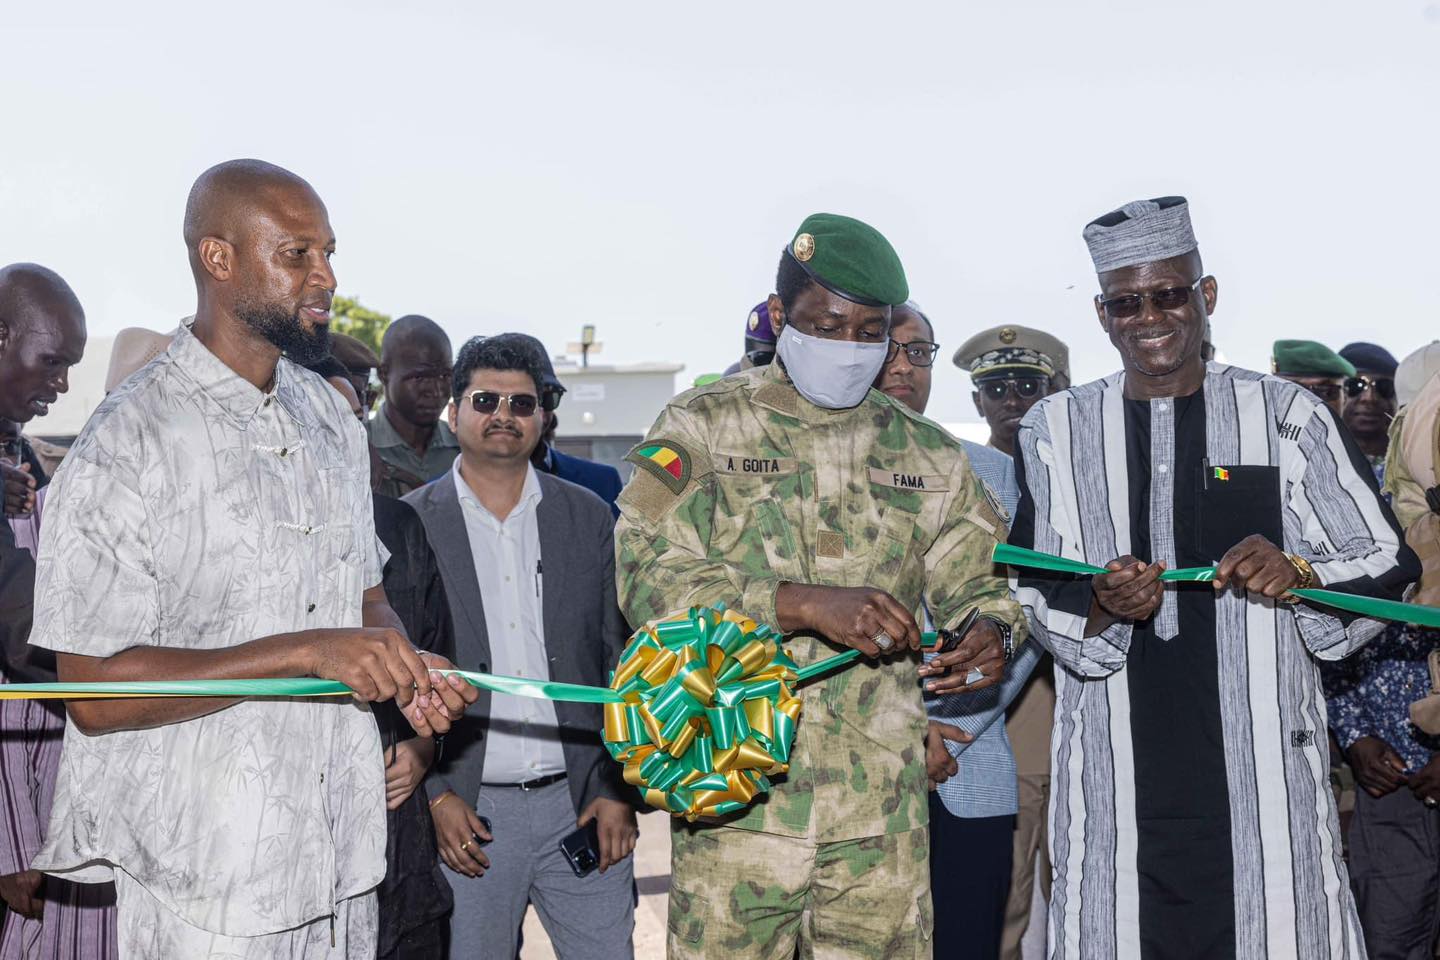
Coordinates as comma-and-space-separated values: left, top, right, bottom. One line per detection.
1009, 363, 1418, 960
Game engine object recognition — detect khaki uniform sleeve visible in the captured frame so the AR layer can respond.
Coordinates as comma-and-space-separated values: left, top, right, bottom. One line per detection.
1385, 410, 1430, 532
614, 403, 784, 629
922, 453, 1025, 639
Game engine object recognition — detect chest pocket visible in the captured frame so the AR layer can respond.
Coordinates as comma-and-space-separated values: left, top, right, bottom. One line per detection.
863, 481, 939, 591
1196, 464, 1282, 561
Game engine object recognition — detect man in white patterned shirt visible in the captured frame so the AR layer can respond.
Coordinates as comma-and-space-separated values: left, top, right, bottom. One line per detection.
28, 159, 477, 959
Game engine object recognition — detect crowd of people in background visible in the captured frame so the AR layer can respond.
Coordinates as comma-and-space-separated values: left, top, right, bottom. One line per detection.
0, 161, 1437, 960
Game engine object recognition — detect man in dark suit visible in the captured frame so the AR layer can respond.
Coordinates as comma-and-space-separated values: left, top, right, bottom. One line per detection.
505, 333, 625, 517
405, 333, 636, 960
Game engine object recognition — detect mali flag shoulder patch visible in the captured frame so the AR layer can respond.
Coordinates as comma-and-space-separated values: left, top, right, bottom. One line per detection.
627, 440, 693, 495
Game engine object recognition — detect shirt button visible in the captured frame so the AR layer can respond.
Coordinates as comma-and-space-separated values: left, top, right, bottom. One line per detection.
1158, 464, 1169, 474
307, 603, 316, 613
1156, 401, 1168, 411
509, 622, 516, 630
264, 397, 273, 408
279, 447, 288, 458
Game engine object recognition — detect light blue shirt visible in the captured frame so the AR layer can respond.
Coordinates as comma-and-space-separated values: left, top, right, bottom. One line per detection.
923, 439, 1040, 819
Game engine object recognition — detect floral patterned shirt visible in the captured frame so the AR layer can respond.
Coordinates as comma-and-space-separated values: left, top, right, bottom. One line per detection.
1322, 454, 1440, 771
28, 323, 387, 935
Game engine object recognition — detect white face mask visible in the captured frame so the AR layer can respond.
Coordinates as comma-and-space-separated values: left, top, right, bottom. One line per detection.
776, 325, 889, 410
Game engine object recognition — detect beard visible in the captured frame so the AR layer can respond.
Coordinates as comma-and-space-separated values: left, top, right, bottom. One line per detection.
235, 300, 332, 366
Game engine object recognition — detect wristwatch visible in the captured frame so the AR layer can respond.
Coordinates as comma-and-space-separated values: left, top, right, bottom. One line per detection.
979, 615, 1014, 662
1280, 553, 1315, 603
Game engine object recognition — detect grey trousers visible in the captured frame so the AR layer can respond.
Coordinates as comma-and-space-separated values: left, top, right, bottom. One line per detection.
1348, 785, 1440, 960
444, 779, 634, 960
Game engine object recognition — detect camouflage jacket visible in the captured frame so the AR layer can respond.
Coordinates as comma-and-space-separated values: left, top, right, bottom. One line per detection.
614, 362, 1023, 841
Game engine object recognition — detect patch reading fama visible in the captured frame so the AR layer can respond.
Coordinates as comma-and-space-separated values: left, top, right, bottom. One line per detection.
626, 441, 693, 495
868, 467, 948, 492
714, 453, 798, 475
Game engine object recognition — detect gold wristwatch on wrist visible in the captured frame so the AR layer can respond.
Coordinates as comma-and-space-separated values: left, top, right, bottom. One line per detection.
1281, 553, 1315, 602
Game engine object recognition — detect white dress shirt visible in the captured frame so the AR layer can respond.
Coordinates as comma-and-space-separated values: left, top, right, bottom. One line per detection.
451, 458, 567, 784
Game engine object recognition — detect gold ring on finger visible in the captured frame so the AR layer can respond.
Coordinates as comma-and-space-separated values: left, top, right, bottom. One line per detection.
460, 840, 473, 853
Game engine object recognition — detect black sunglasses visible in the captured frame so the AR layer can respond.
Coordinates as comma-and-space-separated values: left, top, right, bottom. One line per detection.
746, 349, 775, 367
1098, 278, 1205, 319
1305, 382, 1342, 403
465, 390, 540, 417
886, 339, 940, 368
977, 376, 1049, 401
1343, 375, 1395, 400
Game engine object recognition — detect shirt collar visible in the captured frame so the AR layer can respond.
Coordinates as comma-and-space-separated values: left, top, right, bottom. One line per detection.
452, 457, 544, 523
370, 401, 460, 452
168, 321, 316, 429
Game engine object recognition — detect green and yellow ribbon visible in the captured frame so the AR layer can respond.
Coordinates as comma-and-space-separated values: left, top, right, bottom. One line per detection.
0, 606, 944, 821
603, 606, 802, 820
994, 543, 1440, 628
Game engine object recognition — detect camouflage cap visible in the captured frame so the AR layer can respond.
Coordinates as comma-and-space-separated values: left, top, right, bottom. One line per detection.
953, 325, 1069, 381
787, 213, 908, 307
1272, 339, 1355, 377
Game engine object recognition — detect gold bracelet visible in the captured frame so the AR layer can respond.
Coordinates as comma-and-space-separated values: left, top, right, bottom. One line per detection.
429, 790, 457, 812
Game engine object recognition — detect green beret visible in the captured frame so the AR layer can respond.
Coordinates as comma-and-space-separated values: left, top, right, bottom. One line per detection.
1272, 340, 1356, 378
788, 213, 908, 307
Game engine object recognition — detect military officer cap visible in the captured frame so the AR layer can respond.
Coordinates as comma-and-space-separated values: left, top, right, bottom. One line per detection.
744, 301, 777, 347
786, 213, 909, 307
1272, 339, 1356, 378
1338, 341, 1398, 376
953, 325, 1070, 382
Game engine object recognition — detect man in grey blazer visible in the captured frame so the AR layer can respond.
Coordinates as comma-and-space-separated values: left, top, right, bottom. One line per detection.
405, 333, 637, 960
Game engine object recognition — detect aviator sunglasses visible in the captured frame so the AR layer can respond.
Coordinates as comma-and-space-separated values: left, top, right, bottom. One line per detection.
1343, 375, 1395, 400
1098, 278, 1205, 319
977, 375, 1049, 401
463, 390, 558, 417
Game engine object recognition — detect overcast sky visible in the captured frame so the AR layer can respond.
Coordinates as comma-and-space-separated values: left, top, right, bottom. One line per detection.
4, 0, 1439, 424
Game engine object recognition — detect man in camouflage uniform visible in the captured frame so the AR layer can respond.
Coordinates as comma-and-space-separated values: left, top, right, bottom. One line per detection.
614, 213, 1025, 959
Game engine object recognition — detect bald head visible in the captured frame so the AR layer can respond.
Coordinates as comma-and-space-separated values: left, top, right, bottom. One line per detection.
381, 315, 451, 364
379, 315, 453, 430
184, 159, 317, 259
182, 159, 338, 368
0, 263, 87, 423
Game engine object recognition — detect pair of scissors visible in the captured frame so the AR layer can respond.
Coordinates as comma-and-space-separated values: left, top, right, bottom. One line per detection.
936, 607, 987, 685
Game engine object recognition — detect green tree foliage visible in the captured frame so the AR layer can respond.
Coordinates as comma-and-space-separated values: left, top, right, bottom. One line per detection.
330, 295, 391, 355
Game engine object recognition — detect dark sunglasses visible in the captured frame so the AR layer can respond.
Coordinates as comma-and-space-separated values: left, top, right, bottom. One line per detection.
0, 438, 22, 461
465, 390, 540, 417
1098, 278, 1204, 319
978, 376, 1049, 401
886, 339, 940, 368
1343, 375, 1395, 400
746, 349, 775, 367
1305, 382, 1342, 403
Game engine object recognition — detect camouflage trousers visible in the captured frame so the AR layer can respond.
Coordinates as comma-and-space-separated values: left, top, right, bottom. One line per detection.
667, 822, 933, 960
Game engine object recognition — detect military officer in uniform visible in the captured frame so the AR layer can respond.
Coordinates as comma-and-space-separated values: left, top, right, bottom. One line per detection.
614, 213, 1026, 960
953, 323, 1069, 458
952, 325, 1069, 959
